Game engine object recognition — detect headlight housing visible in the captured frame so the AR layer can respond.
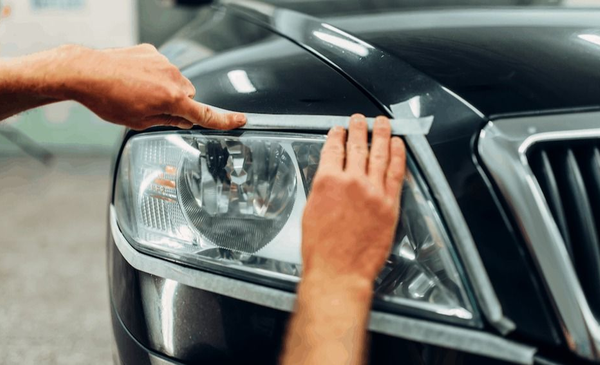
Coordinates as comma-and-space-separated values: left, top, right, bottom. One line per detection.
114, 131, 476, 323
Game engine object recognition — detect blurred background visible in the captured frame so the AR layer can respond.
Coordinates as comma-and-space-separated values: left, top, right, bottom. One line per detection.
0, 0, 596, 364
0, 1, 194, 363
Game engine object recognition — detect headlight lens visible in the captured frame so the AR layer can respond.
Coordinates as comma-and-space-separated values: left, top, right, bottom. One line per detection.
178, 137, 297, 253
115, 131, 475, 322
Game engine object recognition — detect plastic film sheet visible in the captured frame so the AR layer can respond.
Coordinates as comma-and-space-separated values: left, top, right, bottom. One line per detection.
208, 105, 434, 135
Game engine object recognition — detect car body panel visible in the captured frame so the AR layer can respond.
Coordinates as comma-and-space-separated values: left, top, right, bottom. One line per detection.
328, 8, 600, 118
109, 1, 600, 364
208, 0, 562, 344
109, 233, 519, 365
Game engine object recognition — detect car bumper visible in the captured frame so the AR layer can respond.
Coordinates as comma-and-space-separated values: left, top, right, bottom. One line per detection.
108, 233, 531, 365
111, 300, 184, 365
108, 207, 580, 365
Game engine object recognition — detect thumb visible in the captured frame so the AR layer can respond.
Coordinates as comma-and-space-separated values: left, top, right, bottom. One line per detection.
175, 99, 246, 130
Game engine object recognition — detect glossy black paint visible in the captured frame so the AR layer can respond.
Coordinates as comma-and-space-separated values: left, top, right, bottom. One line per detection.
327, 8, 600, 118
222, 0, 561, 345
109, 234, 513, 365
254, 0, 571, 18
225, 1, 486, 147
107, 2, 600, 364
167, 10, 381, 117
111, 306, 185, 365
109, 235, 287, 364
431, 133, 562, 346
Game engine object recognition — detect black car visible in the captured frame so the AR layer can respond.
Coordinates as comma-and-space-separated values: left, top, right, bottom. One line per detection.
107, 1, 600, 364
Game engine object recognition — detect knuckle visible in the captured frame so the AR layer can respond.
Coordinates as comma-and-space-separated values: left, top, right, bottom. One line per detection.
188, 84, 197, 97
322, 143, 344, 156
159, 54, 170, 63
346, 175, 367, 191
165, 90, 181, 105
370, 151, 388, 162
365, 193, 380, 206
348, 143, 368, 157
168, 64, 181, 75
155, 87, 180, 109
313, 173, 338, 190
387, 167, 404, 181
164, 65, 181, 79
373, 125, 391, 137
174, 90, 187, 103
139, 43, 157, 52
199, 105, 215, 125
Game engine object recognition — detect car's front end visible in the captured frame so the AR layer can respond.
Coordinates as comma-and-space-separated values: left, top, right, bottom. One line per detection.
108, 1, 600, 364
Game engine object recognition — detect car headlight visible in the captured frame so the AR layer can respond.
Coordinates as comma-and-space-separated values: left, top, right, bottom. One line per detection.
114, 131, 475, 322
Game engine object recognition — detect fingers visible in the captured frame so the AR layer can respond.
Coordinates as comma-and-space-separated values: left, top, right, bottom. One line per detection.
318, 126, 347, 173
177, 121, 194, 129
175, 99, 246, 130
368, 116, 391, 188
174, 68, 196, 98
385, 137, 406, 206
345, 114, 369, 174
140, 115, 194, 130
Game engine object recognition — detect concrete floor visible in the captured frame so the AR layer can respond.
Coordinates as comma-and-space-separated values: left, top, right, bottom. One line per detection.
0, 156, 113, 364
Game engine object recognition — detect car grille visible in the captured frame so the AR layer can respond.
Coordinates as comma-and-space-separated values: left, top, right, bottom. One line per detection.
528, 140, 600, 317
478, 111, 600, 361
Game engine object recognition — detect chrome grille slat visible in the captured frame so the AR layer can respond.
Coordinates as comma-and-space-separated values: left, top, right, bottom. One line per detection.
529, 149, 574, 258
530, 143, 600, 319
478, 112, 600, 361
582, 147, 600, 239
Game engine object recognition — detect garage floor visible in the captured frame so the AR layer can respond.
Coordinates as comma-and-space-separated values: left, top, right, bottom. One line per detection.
0, 156, 113, 364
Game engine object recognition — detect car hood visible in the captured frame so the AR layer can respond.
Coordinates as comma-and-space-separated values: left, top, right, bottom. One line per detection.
228, 1, 600, 118
326, 8, 600, 117
256, 0, 566, 18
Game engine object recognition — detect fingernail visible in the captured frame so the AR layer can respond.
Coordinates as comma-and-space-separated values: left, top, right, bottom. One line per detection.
391, 136, 404, 148
234, 113, 246, 125
350, 114, 365, 124
329, 126, 343, 134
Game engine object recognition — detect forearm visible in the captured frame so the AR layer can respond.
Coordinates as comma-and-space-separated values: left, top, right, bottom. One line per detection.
0, 45, 84, 121
282, 272, 373, 365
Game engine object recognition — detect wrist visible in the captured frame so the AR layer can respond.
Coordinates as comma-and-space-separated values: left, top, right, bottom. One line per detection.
42, 44, 92, 100
299, 267, 374, 304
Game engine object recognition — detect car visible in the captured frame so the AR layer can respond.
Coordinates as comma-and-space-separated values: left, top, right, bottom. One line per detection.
107, 1, 600, 364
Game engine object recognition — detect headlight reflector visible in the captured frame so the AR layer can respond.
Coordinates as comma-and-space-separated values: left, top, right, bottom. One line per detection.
178, 137, 297, 253
114, 131, 476, 322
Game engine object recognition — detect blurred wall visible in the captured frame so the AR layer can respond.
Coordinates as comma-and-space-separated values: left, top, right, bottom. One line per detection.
138, 0, 196, 47
0, 0, 136, 156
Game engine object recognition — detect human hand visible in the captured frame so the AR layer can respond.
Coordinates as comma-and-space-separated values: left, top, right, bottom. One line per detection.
301, 114, 406, 291
55, 44, 246, 130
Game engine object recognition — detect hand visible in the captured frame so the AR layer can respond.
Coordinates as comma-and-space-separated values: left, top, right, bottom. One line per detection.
53, 44, 246, 130
301, 114, 406, 290
282, 115, 405, 365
